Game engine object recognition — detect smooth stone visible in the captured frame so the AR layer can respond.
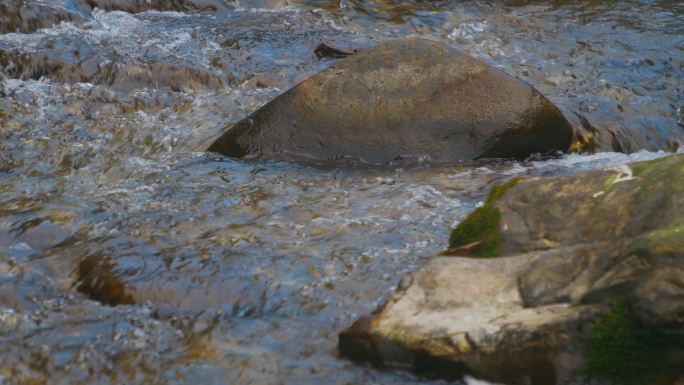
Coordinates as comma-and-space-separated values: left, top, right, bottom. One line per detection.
208, 37, 573, 166
339, 254, 598, 384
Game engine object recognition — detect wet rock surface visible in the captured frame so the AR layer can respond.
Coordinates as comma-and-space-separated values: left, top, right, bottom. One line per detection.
0, 9, 360, 94
75, 250, 278, 313
81, 0, 234, 13
0, 1, 86, 34
340, 255, 600, 384
340, 154, 684, 384
208, 38, 573, 165
0, 48, 226, 93
0, 261, 62, 311
0, 295, 222, 384
0, 0, 233, 34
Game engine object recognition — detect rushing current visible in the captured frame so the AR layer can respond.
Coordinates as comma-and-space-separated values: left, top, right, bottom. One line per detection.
0, 1, 682, 384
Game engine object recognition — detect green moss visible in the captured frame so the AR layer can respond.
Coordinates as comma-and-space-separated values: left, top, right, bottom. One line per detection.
448, 205, 502, 257
586, 302, 644, 382
585, 302, 675, 385
603, 174, 617, 189
646, 225, 684, 243
486, 177, 522, 204
446, 178, 522, 258
630, 157, 662, 176
630, 225, 684, 257
630, 153, 684, 177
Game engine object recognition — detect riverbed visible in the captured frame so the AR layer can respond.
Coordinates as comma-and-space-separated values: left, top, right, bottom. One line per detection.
0, 1, 682, 384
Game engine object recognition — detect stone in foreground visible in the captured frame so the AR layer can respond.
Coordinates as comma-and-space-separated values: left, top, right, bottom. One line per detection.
339, 255, 599, 384
208, 38, 573, 165
340, 154, 684, 384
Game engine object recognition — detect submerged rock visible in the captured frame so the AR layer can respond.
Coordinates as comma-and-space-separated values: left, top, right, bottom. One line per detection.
0, 0, 86, 34
208, 38, 573, 166
0, 261, 61, 311
0, 48, 226, 93
340, 154, 684, 384
80, 0, 233, 14
75, 252, 272, 313
0, 295, 207, 385
0, 0, 233, 34
567, 110, 683, 158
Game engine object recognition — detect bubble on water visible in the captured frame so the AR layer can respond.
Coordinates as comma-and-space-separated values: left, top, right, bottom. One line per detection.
448, 21, 488, 41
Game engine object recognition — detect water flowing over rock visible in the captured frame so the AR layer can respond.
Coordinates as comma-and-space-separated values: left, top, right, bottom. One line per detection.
339, 153, 684, 384
0, 0, 234, 34
75, 249, 276, 314
0, 49, 226, 92
0, 1, 84, 34
208, 38, 574, 166
80, 0, 233, 14
2, 1, 684, 384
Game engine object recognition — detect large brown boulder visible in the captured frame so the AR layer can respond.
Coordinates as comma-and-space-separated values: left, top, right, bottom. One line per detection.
208, 38, 573, 165
339, 154, 684, 384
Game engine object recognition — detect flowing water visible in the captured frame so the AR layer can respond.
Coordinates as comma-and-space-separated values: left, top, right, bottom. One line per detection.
0, 1, 682, 384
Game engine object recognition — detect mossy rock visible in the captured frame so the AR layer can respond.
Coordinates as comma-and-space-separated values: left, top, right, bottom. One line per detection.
448, 204, 503, 257
345, 154, 684, 385
446, 178, 521, 257
630, 225, 684, 257
630, 158, 661, 176
486, 177, 522, 204
585, 302, 679, 385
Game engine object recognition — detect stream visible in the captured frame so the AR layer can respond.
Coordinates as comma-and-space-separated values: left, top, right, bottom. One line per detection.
0, 1, 682, 384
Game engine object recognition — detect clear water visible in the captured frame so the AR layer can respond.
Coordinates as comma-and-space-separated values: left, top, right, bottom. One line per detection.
0, 1, 682, 384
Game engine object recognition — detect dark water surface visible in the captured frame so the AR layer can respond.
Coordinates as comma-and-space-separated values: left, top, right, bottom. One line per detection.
0, 1, 682, 384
